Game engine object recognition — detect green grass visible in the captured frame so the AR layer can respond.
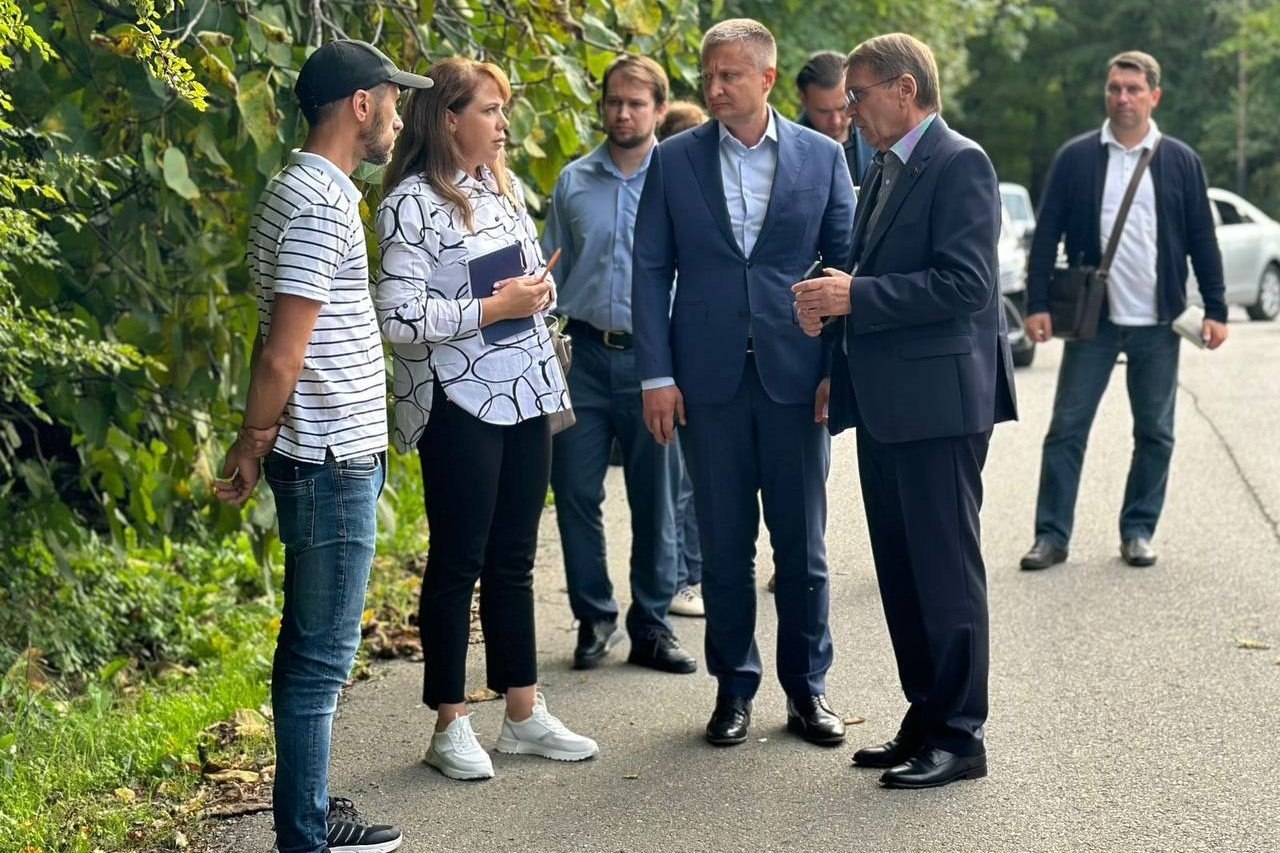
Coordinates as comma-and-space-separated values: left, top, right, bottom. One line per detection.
0, 633, 274, 852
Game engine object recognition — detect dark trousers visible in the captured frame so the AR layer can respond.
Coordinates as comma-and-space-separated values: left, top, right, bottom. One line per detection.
417, 387, 549, 709
551, 334, 680, 640
1034, 318, 1180, 548
856, 429, 990, 756
680, 357, 832, 699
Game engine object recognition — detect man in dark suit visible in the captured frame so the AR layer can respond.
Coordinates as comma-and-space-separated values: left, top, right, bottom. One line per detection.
794, 33, 1017, 788
632, 18, 855, 747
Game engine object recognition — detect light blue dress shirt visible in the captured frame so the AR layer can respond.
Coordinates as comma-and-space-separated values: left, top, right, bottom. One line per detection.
719, 112, 779, 257
542, 142, 655, 333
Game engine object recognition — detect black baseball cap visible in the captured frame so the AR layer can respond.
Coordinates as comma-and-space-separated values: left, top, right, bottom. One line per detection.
295, 39, 432, 115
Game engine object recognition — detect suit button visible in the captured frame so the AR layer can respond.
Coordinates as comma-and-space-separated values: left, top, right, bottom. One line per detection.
746, 261, 753, 269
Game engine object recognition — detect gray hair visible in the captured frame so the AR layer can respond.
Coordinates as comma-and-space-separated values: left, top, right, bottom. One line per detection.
701, 18, 777, 70
847, 32, 942, 113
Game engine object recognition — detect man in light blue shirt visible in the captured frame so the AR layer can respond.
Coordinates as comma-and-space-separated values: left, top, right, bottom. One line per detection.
543, 54, 698, 676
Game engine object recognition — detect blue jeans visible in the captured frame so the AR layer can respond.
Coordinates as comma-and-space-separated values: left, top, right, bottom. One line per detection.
550, 333, 679, 640
674, 448, 702, 588
265, 451, 385, 853
1034, 318, 1180, 548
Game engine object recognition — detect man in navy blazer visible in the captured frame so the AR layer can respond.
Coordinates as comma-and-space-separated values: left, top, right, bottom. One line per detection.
632, 18, 855, 748
795, 33, 1016, 788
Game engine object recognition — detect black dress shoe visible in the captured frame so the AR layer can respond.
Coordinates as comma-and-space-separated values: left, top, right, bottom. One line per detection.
627, 631, 697, 674
879, 747, 987, 789
572, 620, 620, 670
1121, 537, 1157, 567
1019, 539, 1068, 571
851, 737, 922, 769
705, 696, 751, 746
785, 694, 845, 745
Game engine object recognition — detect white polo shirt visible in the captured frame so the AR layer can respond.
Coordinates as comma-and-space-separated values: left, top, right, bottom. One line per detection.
247, 150, 388, 462
1100, 119, 1162, 326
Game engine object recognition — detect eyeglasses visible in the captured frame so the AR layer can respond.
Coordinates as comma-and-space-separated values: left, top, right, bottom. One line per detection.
844, 75, 901, 108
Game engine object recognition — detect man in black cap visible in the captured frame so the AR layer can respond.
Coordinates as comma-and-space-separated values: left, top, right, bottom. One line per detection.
215, 38, 429, 853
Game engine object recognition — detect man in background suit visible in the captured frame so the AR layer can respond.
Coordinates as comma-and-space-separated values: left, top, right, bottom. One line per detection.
796, 50, 876, 187
794, 33, 1017, 788
633, 18, 855, 747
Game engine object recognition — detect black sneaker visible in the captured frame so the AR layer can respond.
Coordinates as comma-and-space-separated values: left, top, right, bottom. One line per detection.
326, 797, 403, 853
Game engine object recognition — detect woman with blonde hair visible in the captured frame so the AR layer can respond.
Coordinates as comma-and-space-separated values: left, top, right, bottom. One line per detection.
376, 57, 595, 781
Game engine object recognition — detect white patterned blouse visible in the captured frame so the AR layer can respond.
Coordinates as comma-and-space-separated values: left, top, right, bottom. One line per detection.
375, 168, 569, 452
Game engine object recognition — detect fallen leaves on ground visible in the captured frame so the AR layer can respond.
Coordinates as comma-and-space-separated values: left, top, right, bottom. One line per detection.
842, 716, 866, 726
465, 687, 500, 703
1236, 638, 1272, 650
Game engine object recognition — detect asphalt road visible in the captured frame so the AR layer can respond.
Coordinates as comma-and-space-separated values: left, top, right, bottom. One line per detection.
211, 313, 1279, 853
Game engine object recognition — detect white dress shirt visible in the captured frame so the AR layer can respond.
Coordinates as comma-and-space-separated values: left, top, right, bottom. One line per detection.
1100, 118, 1162, 326
375, 168, 568, 452
719, 112, 779, 257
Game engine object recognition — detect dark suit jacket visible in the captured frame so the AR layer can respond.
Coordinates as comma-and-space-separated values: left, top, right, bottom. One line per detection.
1026, 130, 1226, 323
633, 112, 855, 406
826, 116, 1017, 442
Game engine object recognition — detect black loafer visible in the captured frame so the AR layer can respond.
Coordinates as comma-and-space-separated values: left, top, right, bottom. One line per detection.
1020, 539, 1068, 571
1120, 537, 1157, 567
573, 620, 620, 670
785, 694, 845, 745
880, 747, 987, 789
851, 737, 922, 769
706, 696, 751, 746
627, 631, 697, 674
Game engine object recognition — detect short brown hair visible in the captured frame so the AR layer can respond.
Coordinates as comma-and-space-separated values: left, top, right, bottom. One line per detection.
847, 32, 941, 113
658, 100, 707, 140
1107, 50, 1161, 91
602, 54, 669, 108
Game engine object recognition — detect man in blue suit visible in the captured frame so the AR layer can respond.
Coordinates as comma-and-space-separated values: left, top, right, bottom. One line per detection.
632, 18, 855, 747
795, 33, 1017, 788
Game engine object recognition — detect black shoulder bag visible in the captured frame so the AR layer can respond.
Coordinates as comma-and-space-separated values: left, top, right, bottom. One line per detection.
1050, 139, 1160, 341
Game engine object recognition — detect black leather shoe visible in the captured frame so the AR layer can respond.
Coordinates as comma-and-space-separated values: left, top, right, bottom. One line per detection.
1019, 539, 1068, 571
879, 747, 987, 789
1121, 537, 1157, 567
785, 694, 845, 745
851, 737, 922, 769
627, 631, 697, 674
572, 620, 620, 670
705, 696, 751, 746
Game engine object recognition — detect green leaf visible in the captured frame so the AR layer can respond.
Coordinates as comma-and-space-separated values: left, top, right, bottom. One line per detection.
615, 0, 663, 36
236, 70, 281, 154
161, 148, 201, 200
581, 13, 624, 48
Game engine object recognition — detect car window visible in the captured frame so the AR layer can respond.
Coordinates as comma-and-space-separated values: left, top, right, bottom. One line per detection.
1215, 199, 1253, 225
1003, 192, 1033, 224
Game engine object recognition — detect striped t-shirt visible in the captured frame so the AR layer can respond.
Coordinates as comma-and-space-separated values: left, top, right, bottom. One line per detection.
247, 150, 387, 462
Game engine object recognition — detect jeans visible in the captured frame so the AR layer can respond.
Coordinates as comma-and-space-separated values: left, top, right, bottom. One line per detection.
265, 450, 386, 853
674, 447, 702, 589
551, 334, 680, 640
1034, 317, 1180, 548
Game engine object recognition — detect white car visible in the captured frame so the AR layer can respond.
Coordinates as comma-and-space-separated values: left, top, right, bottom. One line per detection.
997, 184, 1036, 366
1187, 187, 1280, 321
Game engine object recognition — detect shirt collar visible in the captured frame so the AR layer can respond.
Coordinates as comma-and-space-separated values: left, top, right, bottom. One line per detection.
1101, 118, 1162, 151
454, 165, 499, 192
588, 140, 657, 180
289, 150, 361, 203
718, 109, 779, 151
887, 112, 937, 166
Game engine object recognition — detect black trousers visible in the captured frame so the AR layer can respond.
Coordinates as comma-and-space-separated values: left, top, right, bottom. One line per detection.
417, 387, 550, 709
856, 429, 991, 756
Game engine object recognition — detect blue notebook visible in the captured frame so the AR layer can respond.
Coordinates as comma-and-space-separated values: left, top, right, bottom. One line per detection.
468, 242, 536, 345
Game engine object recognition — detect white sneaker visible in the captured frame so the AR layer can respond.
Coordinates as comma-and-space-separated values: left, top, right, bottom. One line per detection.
669, 584, 705, 617
495, 693, 598, 761
423, 715, 494, 780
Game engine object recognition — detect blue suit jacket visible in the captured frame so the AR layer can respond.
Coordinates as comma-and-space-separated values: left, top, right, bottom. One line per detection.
826, 116, 1018, 442
632, 113, 856, 406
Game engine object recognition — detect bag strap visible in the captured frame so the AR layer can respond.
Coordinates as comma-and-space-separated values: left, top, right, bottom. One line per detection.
1098, 137, 1161, 278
